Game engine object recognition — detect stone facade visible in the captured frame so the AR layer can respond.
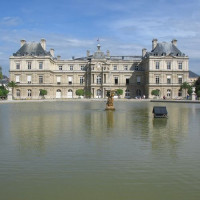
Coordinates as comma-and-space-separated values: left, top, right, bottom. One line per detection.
9, 38, 189, 99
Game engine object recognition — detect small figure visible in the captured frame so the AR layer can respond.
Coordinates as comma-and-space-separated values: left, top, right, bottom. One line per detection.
163, 95, 166, 100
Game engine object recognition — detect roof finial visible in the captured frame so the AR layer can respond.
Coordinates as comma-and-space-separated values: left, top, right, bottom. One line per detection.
97, 38, 101, 51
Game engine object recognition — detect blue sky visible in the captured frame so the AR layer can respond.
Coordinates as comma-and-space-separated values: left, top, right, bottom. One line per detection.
0, 0, 200, 76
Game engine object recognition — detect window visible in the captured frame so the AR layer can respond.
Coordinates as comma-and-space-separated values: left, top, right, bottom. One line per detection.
124, 66, 128, 70
97, 89, 101, 98
167, 62, 171, 70
39, 76, 43, 84
59, 66, 62, 70
16, 75, 20, 83
80, 76, 84, 84
178, 62, 182, 70
27, 75, 31, 84
113, 66, 117, 70
178, 90, 182, 97
16, 63, 20, 69
126, 78, 130, 85
167, 89, 171, 97
70, 65, 73, 70
137, 76, 141, 85
28, 89, 32, 97
178, 76, 182, 84
136, 89, 141, 96
97, 75, 101, 84
28, 62, 31, 70
167, 76, 171, 84
155, 76, 160, 84
81, 66, 85, 71
68, 76, 72, 84
155, 62, 160, 69
39, 62, 43, 69
114, 77, 118, 85
135, 66, 139, 71
125, 89, 130, 97
104, 74, 106, 83
57, 76, 61, 84
16, 89, 20, 97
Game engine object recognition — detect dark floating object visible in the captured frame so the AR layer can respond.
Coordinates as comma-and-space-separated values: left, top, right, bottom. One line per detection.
152, 106, 168, 118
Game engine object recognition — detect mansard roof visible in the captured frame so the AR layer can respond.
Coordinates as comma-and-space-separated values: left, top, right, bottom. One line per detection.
189, 71, 199, 78
147, 42, 185, 57
13, 42, 51, 56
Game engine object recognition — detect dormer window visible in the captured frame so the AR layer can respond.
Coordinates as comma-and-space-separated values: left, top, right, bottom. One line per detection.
59, 66, 62, 70
81, 66, 85, 71
135, 66, 139, 71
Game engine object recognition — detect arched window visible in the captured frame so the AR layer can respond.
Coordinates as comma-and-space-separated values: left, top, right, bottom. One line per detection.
28, 89, 32, 97
56, 89, 61, 98
67, 89, 73, 98
136, 89, 141, 97
97, 89, 101, 98
167, 89, 171, 97
16, 89, 20, 97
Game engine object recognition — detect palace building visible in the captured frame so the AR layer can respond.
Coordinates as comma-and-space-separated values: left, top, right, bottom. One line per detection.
9, 38, 189, 99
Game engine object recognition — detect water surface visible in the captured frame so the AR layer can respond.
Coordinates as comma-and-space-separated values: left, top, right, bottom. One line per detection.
0, 101, 200, 200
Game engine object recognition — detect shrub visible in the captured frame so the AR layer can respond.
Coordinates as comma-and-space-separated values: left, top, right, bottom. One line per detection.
76, 89, 84, 97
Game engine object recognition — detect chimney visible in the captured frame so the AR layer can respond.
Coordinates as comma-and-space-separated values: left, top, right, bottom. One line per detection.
57, 55, 61, 60
20, 39, 26, 47
171, 39, 177, 46
142, 48, 147, 57
40, 38, 46, 50
152, 38, 158, 50
106, 50, 110, 57
50, 48, 54, 57
87, 50, 90, 57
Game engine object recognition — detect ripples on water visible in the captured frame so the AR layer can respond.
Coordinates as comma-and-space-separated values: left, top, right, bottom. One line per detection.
0, 101, 200, 200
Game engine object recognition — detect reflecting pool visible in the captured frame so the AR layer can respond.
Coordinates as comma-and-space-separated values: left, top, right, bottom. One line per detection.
0, 101, 200, 200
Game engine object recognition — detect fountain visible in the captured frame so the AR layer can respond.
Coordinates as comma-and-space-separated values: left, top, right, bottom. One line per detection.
105, 90, 116, 110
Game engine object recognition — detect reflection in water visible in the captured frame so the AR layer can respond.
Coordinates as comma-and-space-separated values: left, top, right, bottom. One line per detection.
106, 110, 114, 128
0, 102, 200, 200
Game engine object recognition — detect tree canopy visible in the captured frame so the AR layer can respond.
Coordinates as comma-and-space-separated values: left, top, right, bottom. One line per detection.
151, 89, 160, 96
76, 89, 84, 97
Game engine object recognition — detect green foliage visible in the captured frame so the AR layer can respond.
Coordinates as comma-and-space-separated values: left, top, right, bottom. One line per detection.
85, 90, 92, 98
197, 90, 200, 98
116, 89, 123, 96
8, 81, 17, 88
194, 77, 200, 98
0, 86, 9, 97
40, 89, 47, 96
151, 89, 160, 96
180, 82, 190, 90
187, 86, 193, 96
76, 89, 84, 97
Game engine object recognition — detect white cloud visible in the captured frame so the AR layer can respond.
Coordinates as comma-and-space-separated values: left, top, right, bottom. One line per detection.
0, 17, 22, 26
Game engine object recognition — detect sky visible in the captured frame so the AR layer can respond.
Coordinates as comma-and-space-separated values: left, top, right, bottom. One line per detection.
0, 0, 200, 76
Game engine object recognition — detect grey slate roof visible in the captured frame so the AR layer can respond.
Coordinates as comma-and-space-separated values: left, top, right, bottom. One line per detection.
147, 42, 185, 57
13, 42, 51, 56
189, 71, 199, 78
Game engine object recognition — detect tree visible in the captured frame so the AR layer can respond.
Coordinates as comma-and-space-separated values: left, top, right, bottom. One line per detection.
0, 85, 9, 99
180, 82, 190, 98
151, 89, 160, 97
85, 90, 92, 98
39, 89, 47, 99
7, 81, 17, 100
76, 89, 84, 97
197, 91, 200, 99
116, 89, 123, 98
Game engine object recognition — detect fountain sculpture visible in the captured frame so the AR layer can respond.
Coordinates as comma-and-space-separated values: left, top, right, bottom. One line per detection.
105, 90, 116, 110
